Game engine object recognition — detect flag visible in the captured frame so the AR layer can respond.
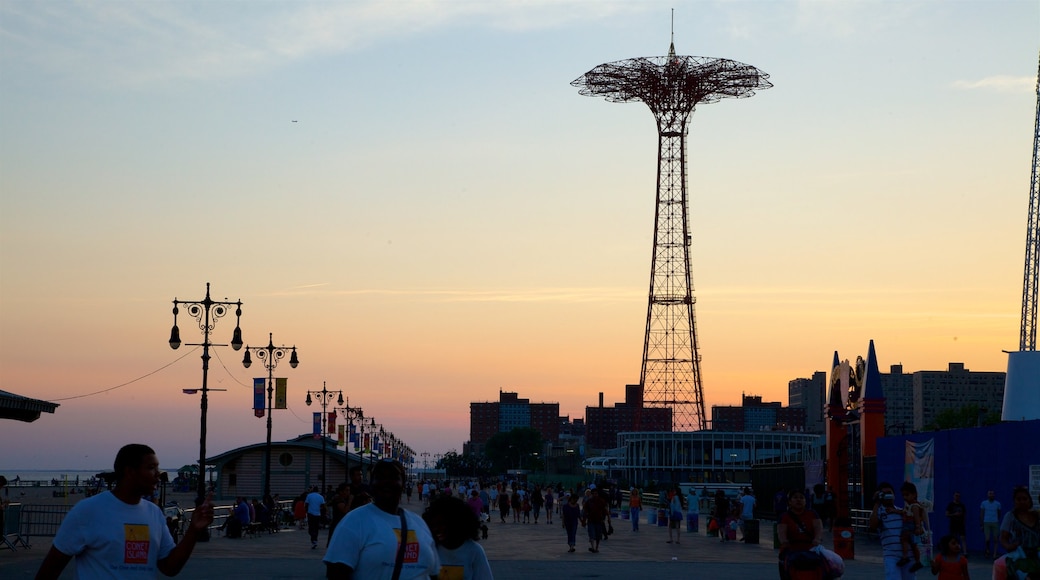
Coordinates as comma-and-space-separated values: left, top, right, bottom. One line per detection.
364, 433, 370, 452
275, 378, 287, 409
313, 413, 321, 439
328, 412, 337, 435
337, 425, 345, 446
253, 378, 265, 418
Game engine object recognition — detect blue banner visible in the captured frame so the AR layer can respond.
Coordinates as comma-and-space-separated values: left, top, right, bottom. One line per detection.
313, 413, 321, 439
253, 378, 265, 418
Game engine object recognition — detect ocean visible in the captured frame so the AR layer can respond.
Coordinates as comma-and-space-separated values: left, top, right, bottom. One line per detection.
1, 469, 107, 484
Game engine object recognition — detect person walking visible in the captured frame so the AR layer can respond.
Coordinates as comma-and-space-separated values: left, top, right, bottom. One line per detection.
870, 481, 918, 580
629, 488, 642, 531
35, 444, 215, 580
739, 488, 757, 542
945, 491, 968, 557
305, 486, 325, 549
326, 483, 351, 547
582, 488, 609, 553
531, 485, 544, 524
667, 486, 684, 544
562, 493, 581, 553
980, 490, 1002, 559
544, 488, 555, 525
497, 489, 510, 523
324, 460, 440, 580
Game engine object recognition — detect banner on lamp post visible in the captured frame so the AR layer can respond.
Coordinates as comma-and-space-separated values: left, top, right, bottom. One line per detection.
275, 378, 287, 409
328, 412, 337, 435
253, 378, 265, 418
337, 425, 345, 446
364, 433, 370, 452
313, 413, 321, 439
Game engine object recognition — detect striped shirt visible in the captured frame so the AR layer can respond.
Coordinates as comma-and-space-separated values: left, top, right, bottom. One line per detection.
877, 505, 905, 559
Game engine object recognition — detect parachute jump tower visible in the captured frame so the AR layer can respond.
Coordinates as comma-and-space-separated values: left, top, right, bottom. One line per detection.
572, 35, 772, 431
1004, 52, 1040, 421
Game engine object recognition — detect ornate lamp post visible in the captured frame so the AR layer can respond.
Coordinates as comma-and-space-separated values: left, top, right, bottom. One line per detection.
168, 282, 243, 505
242, 332, 299, 498
335, 402, 364, 477
359, 418, 377, 472
306, 382, 343, 491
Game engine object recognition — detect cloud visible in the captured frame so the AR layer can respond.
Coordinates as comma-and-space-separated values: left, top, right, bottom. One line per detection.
952, 76, 1035, 93
268, 285, 643, 303
0, 1, 647, 88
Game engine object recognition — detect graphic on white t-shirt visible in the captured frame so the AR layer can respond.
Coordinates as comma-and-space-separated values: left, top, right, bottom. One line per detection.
123, 524, 150, 564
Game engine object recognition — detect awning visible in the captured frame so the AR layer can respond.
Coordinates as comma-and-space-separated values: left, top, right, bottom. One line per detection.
0, 389, 59, 422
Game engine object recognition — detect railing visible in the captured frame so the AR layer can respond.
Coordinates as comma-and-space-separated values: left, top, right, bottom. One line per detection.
2, 499, 296, 547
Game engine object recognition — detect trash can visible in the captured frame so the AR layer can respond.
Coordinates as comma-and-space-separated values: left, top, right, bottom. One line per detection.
686, 512, 699, 533
648, 509, 657, 526
657, 508, 668, 527
833, 525, 854, 560
743, 519, 760, 544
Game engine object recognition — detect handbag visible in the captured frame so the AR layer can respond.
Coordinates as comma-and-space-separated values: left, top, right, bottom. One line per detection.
391, 509, 408, 580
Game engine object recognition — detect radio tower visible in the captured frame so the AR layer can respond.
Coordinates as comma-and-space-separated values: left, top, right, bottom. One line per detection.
572, 26, 772, 431
1004, 51, 1040, 421
1019, 53, 1040, 352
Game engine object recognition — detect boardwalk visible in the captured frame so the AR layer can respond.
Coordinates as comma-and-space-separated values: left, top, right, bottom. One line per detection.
2, 501, 997, 579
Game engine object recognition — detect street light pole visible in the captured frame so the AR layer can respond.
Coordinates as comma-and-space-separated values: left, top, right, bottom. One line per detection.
242, 332, 299, 498
306, 382, 343, 492
335, 403, 363, 480
169, 282, 243, 505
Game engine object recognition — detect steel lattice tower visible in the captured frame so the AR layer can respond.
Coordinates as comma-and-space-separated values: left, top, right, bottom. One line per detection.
573, 41, 771, 431
1019, 51, 1040, 352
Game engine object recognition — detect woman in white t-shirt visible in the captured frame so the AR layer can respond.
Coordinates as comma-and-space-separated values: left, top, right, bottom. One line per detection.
423, 495, 494, 580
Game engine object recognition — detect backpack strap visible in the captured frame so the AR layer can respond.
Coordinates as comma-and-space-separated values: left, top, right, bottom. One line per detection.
391, 509, 408, 580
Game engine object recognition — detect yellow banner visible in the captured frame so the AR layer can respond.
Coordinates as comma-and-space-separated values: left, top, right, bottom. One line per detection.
275, 378, 287, 409
338, 425, 345, 446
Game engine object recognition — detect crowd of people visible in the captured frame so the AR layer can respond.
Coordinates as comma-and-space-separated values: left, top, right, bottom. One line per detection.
22, 444, 1040, 580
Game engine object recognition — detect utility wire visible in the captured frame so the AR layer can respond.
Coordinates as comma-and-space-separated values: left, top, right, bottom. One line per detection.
49, 347, 200, 401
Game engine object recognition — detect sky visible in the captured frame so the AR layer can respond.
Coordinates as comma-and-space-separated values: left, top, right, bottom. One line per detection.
1, 0, 1038, 471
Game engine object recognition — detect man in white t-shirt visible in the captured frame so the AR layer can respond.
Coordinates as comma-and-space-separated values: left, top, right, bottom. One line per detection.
305, 486, 325, 550
325, 460, 439, 580
980, 490, 1002, 559
35, 444, 215, 580
739, 489, 756, 541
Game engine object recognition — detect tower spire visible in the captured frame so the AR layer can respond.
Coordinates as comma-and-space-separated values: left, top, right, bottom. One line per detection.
669, 9, 676, 58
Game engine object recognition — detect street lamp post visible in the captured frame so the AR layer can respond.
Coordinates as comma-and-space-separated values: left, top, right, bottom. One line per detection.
242, 332, 299, 498
335, 403, 364, 479
168, 282, 243, 505
306, 382, 343, 492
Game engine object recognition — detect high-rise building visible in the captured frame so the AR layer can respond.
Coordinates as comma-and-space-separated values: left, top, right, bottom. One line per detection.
711, 395, 807, 432
585, 384, 671, 450
913, 363, 1005, 431
881, 364, 914, 435
468, 391, 561, 455
788, 372, 827, 434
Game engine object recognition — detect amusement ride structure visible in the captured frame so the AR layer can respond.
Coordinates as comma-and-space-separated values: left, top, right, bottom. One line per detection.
1004, 51, 1040, 422
572, 32, 772, 431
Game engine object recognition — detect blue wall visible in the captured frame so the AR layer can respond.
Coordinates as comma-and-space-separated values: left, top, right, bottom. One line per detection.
876, 420, 1040, 554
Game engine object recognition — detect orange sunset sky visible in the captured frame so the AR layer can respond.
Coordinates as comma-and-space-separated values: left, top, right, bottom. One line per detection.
1, 1, 1038, 470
